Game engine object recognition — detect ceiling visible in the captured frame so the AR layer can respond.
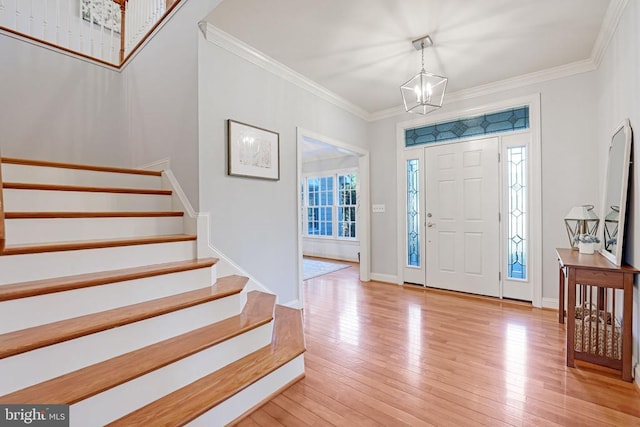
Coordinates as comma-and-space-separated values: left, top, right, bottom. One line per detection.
205, 0, 612, 117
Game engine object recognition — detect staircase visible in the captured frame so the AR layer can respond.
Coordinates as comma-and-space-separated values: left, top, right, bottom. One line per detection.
0, 157, 305, 426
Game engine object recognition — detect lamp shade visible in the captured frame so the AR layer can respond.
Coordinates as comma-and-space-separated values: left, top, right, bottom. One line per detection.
400, 71, 448, 115
564, 204, 599, 249
401, 35, 447, 115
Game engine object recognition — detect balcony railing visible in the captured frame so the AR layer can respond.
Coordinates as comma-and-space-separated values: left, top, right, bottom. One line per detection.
0, 0, 180, 67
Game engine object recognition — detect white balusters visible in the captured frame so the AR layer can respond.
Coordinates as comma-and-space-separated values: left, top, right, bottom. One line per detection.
89, 6, 94, 56
28, 0, 32, 34
15, 0, 20, 30
67, 0, 72, 49
0, 0, 5, 27
0, 0, 171, 65
42, 0, 47, 39
55, 0, 60, 43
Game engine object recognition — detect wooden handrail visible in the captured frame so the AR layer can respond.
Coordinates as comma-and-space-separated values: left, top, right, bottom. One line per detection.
0, 156, 5, 252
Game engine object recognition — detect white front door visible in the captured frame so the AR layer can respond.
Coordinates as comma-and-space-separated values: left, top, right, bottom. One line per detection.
425, 137, 500, 297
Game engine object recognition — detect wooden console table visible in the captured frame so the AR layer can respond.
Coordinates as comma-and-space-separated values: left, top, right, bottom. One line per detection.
556, 248, 638, 382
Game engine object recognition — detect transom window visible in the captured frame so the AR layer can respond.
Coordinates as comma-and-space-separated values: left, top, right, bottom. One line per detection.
303, 171, 358, 239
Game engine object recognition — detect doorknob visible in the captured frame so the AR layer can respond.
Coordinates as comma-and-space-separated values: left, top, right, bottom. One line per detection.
427, 222, 435, 228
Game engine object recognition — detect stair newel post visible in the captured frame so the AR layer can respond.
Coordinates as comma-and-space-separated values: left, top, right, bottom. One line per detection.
0, 156, 5, 252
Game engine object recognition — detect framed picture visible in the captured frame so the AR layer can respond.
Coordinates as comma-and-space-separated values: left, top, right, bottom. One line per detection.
81, 0, 121, 33
227, 120, 280, 181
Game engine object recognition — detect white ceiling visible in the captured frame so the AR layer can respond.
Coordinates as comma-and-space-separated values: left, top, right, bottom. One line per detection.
206, 0, 612, 117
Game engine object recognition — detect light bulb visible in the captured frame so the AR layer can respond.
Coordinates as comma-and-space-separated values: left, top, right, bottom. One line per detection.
425, 82, 432, 103
414, 85, 422, 103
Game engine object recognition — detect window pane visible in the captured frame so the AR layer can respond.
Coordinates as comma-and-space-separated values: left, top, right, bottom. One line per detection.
407, 159, 420, 267
305, 173, 357, 239
507, 146, 527, 280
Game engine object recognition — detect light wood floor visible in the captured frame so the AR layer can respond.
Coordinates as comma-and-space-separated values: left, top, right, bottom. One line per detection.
236, 264, 640, 426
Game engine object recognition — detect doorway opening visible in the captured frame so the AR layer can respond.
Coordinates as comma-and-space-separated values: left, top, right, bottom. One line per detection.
296, 128, 371, 308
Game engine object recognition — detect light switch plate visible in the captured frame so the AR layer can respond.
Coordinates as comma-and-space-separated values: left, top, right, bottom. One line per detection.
372, 204, 385, 213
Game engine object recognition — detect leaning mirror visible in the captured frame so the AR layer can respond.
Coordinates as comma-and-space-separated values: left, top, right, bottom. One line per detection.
600, 119, 633, 265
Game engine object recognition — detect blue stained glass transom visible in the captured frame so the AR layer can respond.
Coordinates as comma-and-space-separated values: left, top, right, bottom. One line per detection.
407, 159, 420, 267
405, 106, 529, 147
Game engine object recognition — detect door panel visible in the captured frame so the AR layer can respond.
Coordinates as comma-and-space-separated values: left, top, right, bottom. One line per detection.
425, 138, 500, 297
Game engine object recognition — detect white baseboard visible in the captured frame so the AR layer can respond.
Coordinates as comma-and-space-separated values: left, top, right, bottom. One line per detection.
281, 299, 300, 309
141, 160, 275, 300
303, 252, 359, 263
196, 213, 274, 298
138, 158, 170, 172
370, 273, 400, 284
542, 297, 559, 310
161, 170, 196, 218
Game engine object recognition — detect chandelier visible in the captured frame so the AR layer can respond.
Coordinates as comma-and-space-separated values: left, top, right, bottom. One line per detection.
400, 35, 448, 115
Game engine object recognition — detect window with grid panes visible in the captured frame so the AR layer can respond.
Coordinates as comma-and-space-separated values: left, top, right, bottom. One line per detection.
303, 171, 358, 239
337, 173, 357, 238
306, 176, 334, 236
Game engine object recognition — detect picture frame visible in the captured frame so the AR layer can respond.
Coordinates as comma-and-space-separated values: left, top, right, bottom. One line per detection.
81, 0, 121, 33
227, 120, 280, 181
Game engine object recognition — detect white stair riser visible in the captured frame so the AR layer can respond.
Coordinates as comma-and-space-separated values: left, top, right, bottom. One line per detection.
189, 356, 305, 427
71, 323, 274, 427
1, 163, 163, 190
5, 217, 184, 245
3, 189, 172, 212
0, 293, 245, 396
0, 266, 216, 334
0, 241, 196, 285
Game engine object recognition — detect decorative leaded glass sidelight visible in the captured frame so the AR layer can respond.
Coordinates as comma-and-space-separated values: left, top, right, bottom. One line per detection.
407, 159, 421, 267
507, 146, 527, 280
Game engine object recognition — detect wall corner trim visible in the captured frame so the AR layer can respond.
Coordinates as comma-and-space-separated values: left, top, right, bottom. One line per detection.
201, 23, 370, 122
542, 297, 559, 310
370, 273, 401, 285
590, 0, 629, 67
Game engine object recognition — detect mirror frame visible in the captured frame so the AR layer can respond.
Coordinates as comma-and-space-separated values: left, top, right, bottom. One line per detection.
600, 118, 633, 265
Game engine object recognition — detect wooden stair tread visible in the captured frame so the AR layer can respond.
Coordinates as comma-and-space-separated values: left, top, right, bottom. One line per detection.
4, 211, 184, 219
0, 234, 196, 256
0, 289, 272, 405
0, 258, 218, 301
3, 182, 171, 195
0, 157, 162, 176
0, 275, 247, 360
108, 305, 306, 426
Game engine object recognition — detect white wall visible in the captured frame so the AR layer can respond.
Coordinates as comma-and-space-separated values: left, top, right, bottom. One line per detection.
0, 35, 127, 165
595, 0, 640, 382
121, 0, 224, 210
0, 0, 223, 205
368, 71, 600, 303
198, 36, 369, 304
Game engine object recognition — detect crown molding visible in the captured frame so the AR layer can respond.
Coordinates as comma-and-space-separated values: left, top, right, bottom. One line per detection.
203, 0, 628, 125
201, 23, 370, 121
370, 58, 596, 121
590, 0, 628, 67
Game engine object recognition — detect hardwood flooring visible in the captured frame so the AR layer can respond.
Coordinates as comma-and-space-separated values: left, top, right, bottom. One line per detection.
235, 263, 640, 426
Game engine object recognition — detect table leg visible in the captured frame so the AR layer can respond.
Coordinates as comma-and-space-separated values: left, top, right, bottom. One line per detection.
558, 262, 565, 324
566, 267, 576, 368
